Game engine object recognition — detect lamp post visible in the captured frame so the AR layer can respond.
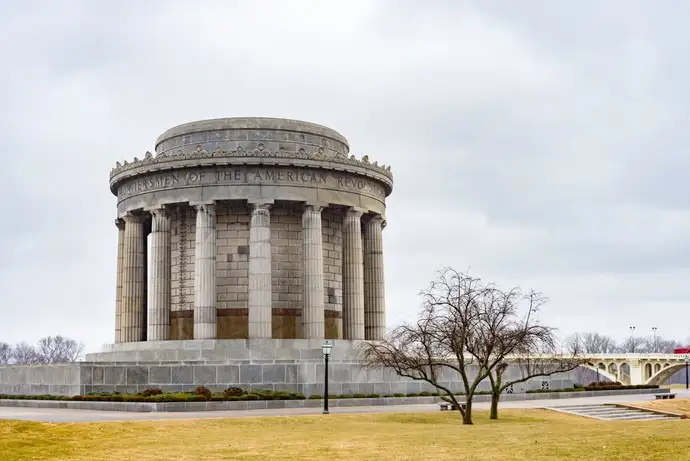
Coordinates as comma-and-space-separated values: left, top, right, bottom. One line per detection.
322, 341, 332, 415
685, 356, 689, 390
652, 327, 657, 353
629, 326, 636, 353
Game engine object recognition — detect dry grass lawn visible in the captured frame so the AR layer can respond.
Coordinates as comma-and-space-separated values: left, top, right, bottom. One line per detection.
635, 397, 690, 416
1, 409, 689, 461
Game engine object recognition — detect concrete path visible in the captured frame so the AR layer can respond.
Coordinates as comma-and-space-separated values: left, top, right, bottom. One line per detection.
2, 391, 688, 423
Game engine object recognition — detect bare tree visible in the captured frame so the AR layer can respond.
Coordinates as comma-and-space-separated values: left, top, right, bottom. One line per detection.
35, 335, 85, 363
617, 336, 648, 354
640, 336, 681, 354
565, 332, 617, 354
12, 342, 40, 365
0, 342, 12, 365
360, 268, 561, 425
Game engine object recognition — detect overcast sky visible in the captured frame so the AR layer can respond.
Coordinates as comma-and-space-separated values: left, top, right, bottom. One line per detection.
1, 0, 689, 353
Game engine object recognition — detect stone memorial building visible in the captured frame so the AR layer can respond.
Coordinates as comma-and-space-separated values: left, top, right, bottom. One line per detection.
109, 117, 392, 345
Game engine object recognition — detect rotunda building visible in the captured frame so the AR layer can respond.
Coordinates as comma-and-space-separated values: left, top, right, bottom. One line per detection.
109, 117, 393, 345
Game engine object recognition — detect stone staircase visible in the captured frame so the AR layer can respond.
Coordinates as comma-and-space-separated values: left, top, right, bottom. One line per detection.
547, 404, 682, 421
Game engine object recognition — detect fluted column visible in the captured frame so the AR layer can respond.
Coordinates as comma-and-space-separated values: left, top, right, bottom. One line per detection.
148, 208, 171, 341
248, 202, 272, 338
114, 218, 125, 343
302, 204, 325, 339
364, 215, 386, 340
121, 213, 146, 342
193, 203, 217, 339
342, 208, 365, 340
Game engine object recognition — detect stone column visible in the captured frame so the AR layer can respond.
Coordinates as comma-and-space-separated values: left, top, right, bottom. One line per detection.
148, 208, 171, 341
302, 204, 325, 339
114, 218, 125, 343
364, 215, 386, 340
248, 202, 272, 338
342, 208, 365, 340
120, 213, 146, 342
193, 203, 217, 339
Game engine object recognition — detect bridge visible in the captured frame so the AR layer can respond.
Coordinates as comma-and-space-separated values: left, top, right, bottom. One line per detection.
579, 353, 690, 386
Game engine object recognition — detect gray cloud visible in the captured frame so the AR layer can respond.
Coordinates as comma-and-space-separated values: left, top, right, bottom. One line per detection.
1, 0, 689, 351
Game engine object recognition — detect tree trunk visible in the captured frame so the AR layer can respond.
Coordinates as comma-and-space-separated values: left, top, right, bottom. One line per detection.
490, 392, 500, 420
462, 395, 473, 425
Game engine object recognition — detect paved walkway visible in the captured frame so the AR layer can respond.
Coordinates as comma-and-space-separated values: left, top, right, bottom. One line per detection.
1, 391, 687, 423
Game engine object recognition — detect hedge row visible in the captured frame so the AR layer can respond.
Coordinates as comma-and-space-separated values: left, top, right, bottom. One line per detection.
526, 384, 659, 394
0, 383, 660, 403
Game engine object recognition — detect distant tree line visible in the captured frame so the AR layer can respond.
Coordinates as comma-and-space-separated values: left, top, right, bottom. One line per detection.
0, 336, 85, 365
564, 331, 686, 354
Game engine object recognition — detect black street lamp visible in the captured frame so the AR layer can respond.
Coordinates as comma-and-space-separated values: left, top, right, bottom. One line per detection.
685, 356, 689, 390
629, 326, 636, 353
322, 341, 332, 414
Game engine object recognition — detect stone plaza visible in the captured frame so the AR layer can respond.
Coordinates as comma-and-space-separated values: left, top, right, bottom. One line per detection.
0, 117, 579, 396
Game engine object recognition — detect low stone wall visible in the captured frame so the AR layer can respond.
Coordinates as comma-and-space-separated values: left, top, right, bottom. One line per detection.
2, 340, 580, 397
0, 388, 666, 413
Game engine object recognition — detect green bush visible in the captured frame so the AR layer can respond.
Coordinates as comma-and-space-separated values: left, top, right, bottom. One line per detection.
223, 386, 244, 398
194, 386, 212, 400
308, 394, 322, 399
244, 394, 259, 401
392, 393, 405, 398
366, 394, 380, 398
140, 388, 163, 397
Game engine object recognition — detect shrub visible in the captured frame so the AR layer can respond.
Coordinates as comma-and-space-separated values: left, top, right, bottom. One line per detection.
406, 393, 419, 397
223, 386, 244, 398
294, 393, 306, 400
392, 393, 405, 398
140, 388, 163, 397
194, 386, 212, 400
308, 394, 322, 400
419, 391, 432, 397
244, 394, 259, 401
366, 394, 380, 398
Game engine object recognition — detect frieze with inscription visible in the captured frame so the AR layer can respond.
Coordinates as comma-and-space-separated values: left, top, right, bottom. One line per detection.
117, 166, 387, 201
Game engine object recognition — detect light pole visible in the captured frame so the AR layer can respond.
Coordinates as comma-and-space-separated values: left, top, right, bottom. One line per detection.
322, 341, 332, 414
652, 327, 658, 353
685, 356, 689, 390
629, 326, 636, 353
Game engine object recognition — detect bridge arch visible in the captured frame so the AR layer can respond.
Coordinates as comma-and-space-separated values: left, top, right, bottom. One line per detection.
654, 363, 661, 373
581, 363, 617, 383
647, 363, 687, 386
645, 363, 653, 380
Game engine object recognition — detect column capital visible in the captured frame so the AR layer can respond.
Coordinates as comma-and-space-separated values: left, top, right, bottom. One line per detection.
345, 207, 366, 220
121, 212, 145, 224
148, 207, 170, 219
191, 202, 216, 214
250, 202, 272, 213
303, 203, 325, 214
363, 213, 384, 225
114, 218, 125, 230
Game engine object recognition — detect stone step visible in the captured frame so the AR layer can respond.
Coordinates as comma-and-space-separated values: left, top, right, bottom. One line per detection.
546, 404, 680, 421
571, 408, 645, 416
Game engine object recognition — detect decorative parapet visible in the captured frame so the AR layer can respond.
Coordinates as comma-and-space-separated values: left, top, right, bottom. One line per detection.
110, 144, 393, 182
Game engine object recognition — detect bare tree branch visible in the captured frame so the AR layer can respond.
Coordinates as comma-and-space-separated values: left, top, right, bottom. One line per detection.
0, 342, 12, 365
35, 335, 85, 363
12, 342, 40, 365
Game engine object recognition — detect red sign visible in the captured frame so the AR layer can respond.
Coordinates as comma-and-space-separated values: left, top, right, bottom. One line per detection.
674, 348, 690, 354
